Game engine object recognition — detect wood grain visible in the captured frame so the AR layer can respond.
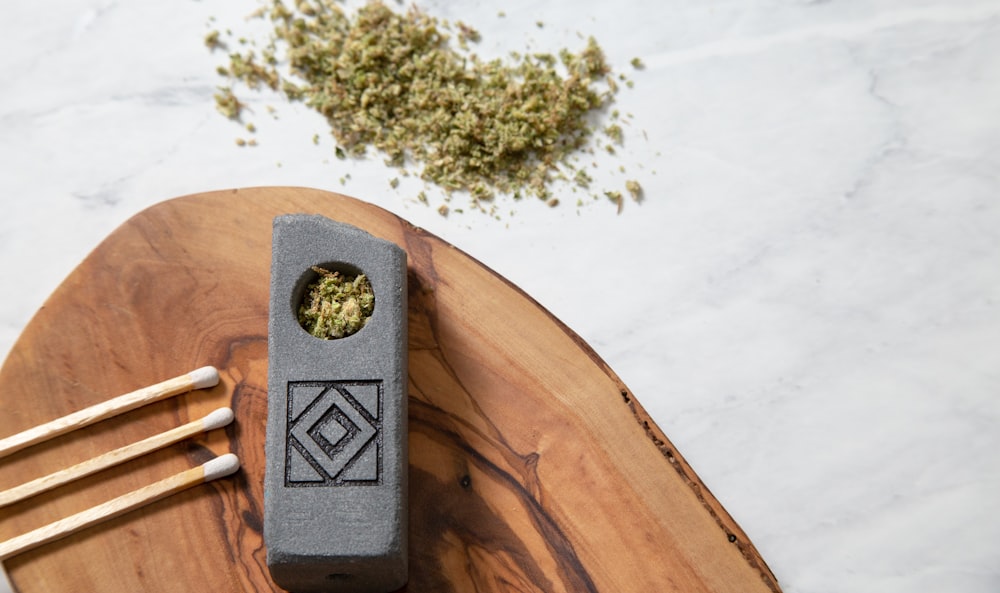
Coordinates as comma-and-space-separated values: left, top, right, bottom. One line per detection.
0, 187, 780, 592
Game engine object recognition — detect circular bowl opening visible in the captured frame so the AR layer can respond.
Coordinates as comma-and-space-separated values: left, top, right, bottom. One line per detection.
293, 263, 374, 340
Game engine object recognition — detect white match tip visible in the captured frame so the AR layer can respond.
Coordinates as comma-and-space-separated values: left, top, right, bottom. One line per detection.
203, 453, 240, 481
188, 366, 220, 390
201, 407, 235, 431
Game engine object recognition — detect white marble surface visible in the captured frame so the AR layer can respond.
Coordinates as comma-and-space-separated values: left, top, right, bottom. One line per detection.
2, 1, 999, 592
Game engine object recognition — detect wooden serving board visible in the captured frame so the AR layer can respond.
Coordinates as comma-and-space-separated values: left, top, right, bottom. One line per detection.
0, 187, 780, 592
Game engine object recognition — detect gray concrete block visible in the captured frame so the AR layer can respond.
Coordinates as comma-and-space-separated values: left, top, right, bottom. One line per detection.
265, 214, 408, 593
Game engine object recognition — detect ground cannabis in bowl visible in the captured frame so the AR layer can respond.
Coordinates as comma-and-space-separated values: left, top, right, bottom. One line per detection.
210, 0, 642, 213
298, 267, 374, 339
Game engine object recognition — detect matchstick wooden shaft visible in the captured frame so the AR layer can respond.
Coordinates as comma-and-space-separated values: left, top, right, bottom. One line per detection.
0, 454, 238, 561
0, 367, 218, 459
0, 465, 204, 560
0, 408, 233, 508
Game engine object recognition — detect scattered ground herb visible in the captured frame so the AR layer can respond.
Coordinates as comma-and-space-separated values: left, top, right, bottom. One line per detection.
298, 267, 374, 339
214, 86, 243, 119
204, 30, 224, 50
605, 190, 623, 214
210, 0, 645, 215
625, 179, 642, 201
456, 21, 480, 44
605, 124, 623, 144
226, 51, 279, 91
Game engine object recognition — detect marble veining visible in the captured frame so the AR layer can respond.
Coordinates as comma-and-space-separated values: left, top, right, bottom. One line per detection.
2, 1, 999, 592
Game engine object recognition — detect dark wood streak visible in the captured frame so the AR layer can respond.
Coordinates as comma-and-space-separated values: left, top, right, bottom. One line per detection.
215, 338, 273, 593
408, 463, 551, 593
404, 253, 599, 593
404, 243, 544, 495
408, 399, 599, 593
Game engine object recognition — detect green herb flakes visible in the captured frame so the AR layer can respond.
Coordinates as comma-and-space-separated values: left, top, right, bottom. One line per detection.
605, 189, 624, 214
212, 0, 645, 215
214, 86, 243, 119
605, 124, 623, 144
626, 179, 642, 201
298, 267, 374, 339
204, 30, 224, 51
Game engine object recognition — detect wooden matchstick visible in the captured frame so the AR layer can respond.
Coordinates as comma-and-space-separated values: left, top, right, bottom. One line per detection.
0, 407, 234, 508
0, 453, 240, 560
0, 366, 219, 459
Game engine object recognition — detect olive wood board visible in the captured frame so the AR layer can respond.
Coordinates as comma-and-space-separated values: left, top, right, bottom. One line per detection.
0, 187, 780, 593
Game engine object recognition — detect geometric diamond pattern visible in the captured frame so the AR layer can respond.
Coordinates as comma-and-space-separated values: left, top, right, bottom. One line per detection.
284, 380, 382, 486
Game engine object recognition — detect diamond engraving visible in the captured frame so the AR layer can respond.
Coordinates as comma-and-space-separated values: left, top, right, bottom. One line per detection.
285, 381, 382, 486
